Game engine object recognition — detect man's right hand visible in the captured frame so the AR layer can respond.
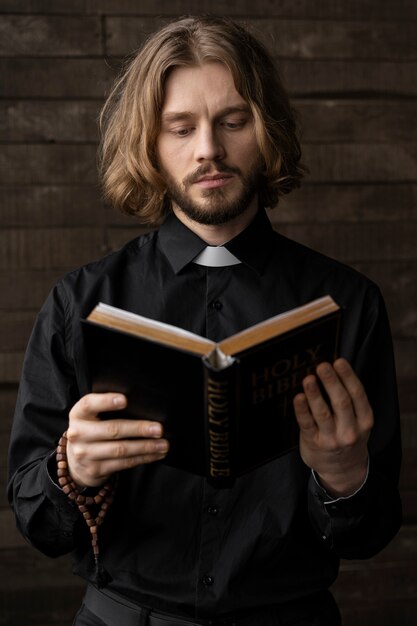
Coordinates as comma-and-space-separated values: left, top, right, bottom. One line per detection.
66, 393, 169, 489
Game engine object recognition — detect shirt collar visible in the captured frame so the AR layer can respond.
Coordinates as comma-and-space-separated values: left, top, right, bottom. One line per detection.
158, 209, 274, 275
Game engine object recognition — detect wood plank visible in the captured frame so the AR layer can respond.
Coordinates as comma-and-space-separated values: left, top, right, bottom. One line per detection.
280, 59, 417, 97
399, 379, 417, 413
332, 526, 417, 612
351, 262, 417, 339
0, 100, 101, 143
3, 100, 416, 144
0, 353, 23, 384
0, 15, 102, 56
0, 311, 37, 351
0, 58, 115, 98
302, 143, 417, 183
274, 184, 417, 223
0, 509, 26, 550
107, 17, 417, 60
1, 184, 415, 228
1, 57, 416, 98
1, 586, 85, 626
336, 602, 417, 626
0, 145, 98, 185
0, 186, 120, 227
247, 19, 417, 60
278, 222, 417, 262
0, 270, 68, 310
394, 340, 417, 379
0, 387, 18, 434
1, 143, 416, 185
0, 227, 105, 270
2, 0, 416, 19
296, 100, 417, 143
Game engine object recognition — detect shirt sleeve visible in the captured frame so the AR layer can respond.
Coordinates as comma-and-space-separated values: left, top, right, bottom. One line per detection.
307, 285, 402, 559
7, 282, 84, 557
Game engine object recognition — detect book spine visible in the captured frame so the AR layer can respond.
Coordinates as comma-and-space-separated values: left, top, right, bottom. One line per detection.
203, 360, 237, 488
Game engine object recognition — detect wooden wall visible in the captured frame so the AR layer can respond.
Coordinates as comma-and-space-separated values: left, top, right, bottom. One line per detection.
1, 1, 416, 624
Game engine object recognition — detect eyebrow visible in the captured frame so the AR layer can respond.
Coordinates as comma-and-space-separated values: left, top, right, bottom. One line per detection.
160, 105, 252, 124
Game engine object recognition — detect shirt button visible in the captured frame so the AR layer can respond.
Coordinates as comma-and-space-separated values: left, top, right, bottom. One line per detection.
207, 506, 219, 515
210, 300, 223, 311
202, 575, 214, 587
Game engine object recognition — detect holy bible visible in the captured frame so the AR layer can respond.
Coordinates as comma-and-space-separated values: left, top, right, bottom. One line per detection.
82, 295, 341, 486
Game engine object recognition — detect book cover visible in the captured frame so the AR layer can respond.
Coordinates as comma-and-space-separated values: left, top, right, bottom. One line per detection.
82, 296, 342, 486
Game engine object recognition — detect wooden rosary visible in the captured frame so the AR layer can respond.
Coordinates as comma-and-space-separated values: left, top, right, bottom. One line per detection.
56, 431, 118, 586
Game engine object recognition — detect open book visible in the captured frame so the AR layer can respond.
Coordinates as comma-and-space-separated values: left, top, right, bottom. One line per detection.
82, 295, 341, 486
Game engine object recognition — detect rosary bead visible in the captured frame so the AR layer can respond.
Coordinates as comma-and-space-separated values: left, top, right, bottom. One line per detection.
56, 431, 117, 574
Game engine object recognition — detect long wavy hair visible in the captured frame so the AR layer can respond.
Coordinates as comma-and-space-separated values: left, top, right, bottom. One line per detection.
99, 16, 305, 225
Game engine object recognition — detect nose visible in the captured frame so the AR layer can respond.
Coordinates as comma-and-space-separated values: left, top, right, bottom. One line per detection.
194, 124, 225, 162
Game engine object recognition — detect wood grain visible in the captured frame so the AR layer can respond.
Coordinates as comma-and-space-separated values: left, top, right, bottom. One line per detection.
1, 2, 416, 624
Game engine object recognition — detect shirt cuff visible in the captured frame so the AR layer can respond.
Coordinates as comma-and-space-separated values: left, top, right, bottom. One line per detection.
311, 457, 370, 504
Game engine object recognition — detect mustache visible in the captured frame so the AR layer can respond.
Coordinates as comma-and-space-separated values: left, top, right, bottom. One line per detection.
184, 163, 241, 186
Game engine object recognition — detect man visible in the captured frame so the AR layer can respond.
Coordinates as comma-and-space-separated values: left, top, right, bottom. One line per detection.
8, 16, 402, 626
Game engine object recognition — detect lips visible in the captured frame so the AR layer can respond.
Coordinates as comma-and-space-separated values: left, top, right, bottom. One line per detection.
195, 173, 234, 189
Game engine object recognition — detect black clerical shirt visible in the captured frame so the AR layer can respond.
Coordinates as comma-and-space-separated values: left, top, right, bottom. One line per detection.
8, 209, 402, 619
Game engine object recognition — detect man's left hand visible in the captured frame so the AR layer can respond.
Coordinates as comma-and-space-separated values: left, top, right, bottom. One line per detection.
293, 358, 374, 498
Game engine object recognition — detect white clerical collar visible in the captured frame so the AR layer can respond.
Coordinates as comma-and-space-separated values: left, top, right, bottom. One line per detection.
193, 246, 241, 267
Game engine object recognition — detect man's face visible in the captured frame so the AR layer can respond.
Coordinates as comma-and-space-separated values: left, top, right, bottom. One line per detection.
156, 62, 263, 226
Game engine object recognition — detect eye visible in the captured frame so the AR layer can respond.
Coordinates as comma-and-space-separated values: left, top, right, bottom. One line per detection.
221, 119, 247, 130
170, 127, 194, 137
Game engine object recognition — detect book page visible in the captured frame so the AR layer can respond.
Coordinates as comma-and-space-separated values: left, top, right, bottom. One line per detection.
218, 296, 339, 356
88, 303, 215, 356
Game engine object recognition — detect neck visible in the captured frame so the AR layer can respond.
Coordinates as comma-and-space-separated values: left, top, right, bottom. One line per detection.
172, 197, 259, 245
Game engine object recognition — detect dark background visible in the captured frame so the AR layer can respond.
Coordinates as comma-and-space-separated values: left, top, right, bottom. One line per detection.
0, 1, 416, 625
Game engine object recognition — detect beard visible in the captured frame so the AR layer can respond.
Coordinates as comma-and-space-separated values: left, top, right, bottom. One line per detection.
162, 161, 263, 226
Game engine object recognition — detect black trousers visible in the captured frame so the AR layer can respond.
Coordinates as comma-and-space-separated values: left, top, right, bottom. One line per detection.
72, 585, 342, 626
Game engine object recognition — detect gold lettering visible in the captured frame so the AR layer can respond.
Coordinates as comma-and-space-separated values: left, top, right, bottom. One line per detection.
251, 367, 270, 386
210, 466, 231, 477
292, 353, 307, 370
271, 359, 291, 377
207, 377, 230, 477
207, 379, 229, 392
252, 388, 266, 405
307, 345, 322, 361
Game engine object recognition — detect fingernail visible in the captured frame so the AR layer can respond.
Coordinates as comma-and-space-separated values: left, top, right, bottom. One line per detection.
112, 395, 126, 407
156, 440, 168, 452
149, 423, 162, 436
